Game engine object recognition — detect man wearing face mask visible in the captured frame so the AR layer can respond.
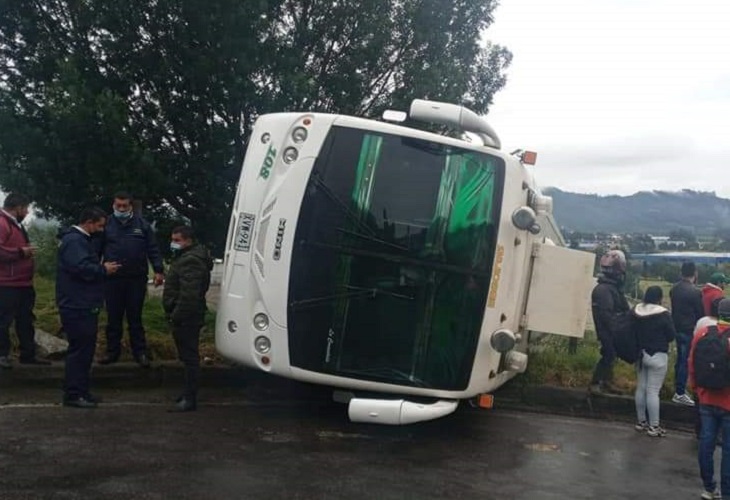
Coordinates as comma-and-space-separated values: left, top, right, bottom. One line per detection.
162, 226, 213, 412
57, 207, 121, 408
98, 192, 164, 367
0, 193, 50, 369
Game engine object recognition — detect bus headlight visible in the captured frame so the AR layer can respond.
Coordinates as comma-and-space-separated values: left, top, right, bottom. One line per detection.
291, 127, 308, 143
253, 313, 269, 331
261, 132, 271, 144
512, 206, 541, 234
227, 320, 238, 333
254, 335, 271, 354
283, 147, 298, 164
490, 329, 516, 353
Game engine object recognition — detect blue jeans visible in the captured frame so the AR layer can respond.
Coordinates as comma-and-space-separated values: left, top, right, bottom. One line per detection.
698, 405, 730, 496
675, 332, 691, 395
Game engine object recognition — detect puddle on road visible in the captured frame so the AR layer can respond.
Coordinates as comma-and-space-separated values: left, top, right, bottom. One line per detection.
523, 443, 561, 452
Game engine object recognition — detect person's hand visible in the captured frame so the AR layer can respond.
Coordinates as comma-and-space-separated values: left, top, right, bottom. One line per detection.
104, 262, 121, 274
20, 246, 36, 258
153, 273, 164, 287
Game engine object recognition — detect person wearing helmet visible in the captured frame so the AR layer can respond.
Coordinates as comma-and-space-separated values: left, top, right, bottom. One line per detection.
589, 249, 630, 395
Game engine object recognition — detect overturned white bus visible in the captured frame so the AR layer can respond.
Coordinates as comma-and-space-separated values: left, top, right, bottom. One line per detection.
216, 99, 595, 425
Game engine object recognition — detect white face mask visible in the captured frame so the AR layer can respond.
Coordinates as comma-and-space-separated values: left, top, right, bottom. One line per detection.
170, 242, 183, 251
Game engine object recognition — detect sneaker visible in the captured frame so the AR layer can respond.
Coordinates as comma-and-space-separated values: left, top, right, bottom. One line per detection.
647, 425, 667, 437
0, 356, 12, 370
700, 489, 721, 499
672, 393, 696, 406
635, 421, 649, 432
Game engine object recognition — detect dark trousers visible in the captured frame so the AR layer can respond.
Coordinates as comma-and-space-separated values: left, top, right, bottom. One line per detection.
675, 332, 691, 396
591, 330, 616, 385
105, 276, 148, 358
172, 322, 201, 399
0, 286, 36, 360
61, 308, 99, 399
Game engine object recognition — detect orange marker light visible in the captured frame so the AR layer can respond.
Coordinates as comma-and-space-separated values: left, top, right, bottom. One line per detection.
261, 356, 270, 365
521, 151, 537, 165
477, 394, 495, 409
303, 118, 312, 126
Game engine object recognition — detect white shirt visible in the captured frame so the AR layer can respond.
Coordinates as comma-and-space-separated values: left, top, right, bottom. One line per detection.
72, 225, 90, 237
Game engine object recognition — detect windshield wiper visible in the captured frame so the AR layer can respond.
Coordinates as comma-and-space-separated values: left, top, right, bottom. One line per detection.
338, 367, 428, 388
309, 172, 377, 237
335, 227, 409, 252
290, 285, 414, 311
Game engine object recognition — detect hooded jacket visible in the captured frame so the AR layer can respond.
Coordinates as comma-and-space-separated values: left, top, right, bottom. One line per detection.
162, 243, 213, 325
56, 227, 107, 310
670, 279, 704, 334
591, 274, 630, 341
702, 283, 725, 317
632, 303, 676, 355
0, 210, 34, 287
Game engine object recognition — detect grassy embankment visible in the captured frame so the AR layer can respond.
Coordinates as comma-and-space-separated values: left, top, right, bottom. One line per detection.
31, 275, 217, 361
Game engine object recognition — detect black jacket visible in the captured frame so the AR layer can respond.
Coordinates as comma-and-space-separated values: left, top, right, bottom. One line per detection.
56, 227, 107, 310
670, 279, 704, 334
101, 215, 163, 278
632, 303, 676, 355
162, 244, 213, 325
591, 275, 630, 340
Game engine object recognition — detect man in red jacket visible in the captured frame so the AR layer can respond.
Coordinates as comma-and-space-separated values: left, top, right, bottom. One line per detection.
703, 273, 728, 317
689, 298, 730, 500
0, 193, 50, 369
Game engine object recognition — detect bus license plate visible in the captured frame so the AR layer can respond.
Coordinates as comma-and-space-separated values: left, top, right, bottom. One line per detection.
234, 213, 256, 252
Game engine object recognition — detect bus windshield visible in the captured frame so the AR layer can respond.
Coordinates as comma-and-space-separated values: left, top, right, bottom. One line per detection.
288, 125, 504, 390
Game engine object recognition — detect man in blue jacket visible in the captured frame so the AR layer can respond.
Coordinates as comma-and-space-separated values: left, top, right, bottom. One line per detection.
98, 192, 164, 367
57, 208, 120, 408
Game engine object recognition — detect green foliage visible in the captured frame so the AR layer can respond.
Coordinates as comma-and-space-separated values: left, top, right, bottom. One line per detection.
0, 0, 511, 255
26, 223, 59, 278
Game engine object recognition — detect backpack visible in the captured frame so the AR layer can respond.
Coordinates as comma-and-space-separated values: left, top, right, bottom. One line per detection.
693, 325, 730, 390
612, 311, 639, 363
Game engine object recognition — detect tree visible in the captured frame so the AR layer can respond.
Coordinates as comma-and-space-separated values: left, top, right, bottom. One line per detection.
0, 0, 511, 253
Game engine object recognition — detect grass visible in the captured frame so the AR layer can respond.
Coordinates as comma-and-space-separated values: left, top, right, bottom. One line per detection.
28, 276, 217, 361
522, 276, 730, 396
522, 330, 679, 399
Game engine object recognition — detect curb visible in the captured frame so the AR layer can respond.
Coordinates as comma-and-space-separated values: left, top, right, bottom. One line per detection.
1, 363, 698, 428
493, 383, 697, 430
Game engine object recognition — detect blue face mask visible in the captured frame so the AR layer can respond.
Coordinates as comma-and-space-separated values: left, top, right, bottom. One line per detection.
114, 210, 132, 220
170, 242, 183, 252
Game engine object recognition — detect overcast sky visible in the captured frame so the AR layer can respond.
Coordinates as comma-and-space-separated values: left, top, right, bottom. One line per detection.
486, 0, 730, 197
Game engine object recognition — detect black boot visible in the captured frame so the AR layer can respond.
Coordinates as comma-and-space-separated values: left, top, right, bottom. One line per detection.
169, 365, 199, 412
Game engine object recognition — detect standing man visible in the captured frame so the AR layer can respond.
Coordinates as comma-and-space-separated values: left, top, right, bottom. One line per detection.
689, 298, 730, 500
162, 226, 212, 412
99, 192, 164, 367
589, 249, 630, 395
57, 208, 120, 408
671, 261, 705, 406
0, 193, 50, 369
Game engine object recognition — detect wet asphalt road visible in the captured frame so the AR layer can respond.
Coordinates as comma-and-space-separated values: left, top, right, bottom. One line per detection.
0, 385, 705, 500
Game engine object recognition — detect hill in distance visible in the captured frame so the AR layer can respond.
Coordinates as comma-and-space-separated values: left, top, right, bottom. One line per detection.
544, 188, 730, 235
